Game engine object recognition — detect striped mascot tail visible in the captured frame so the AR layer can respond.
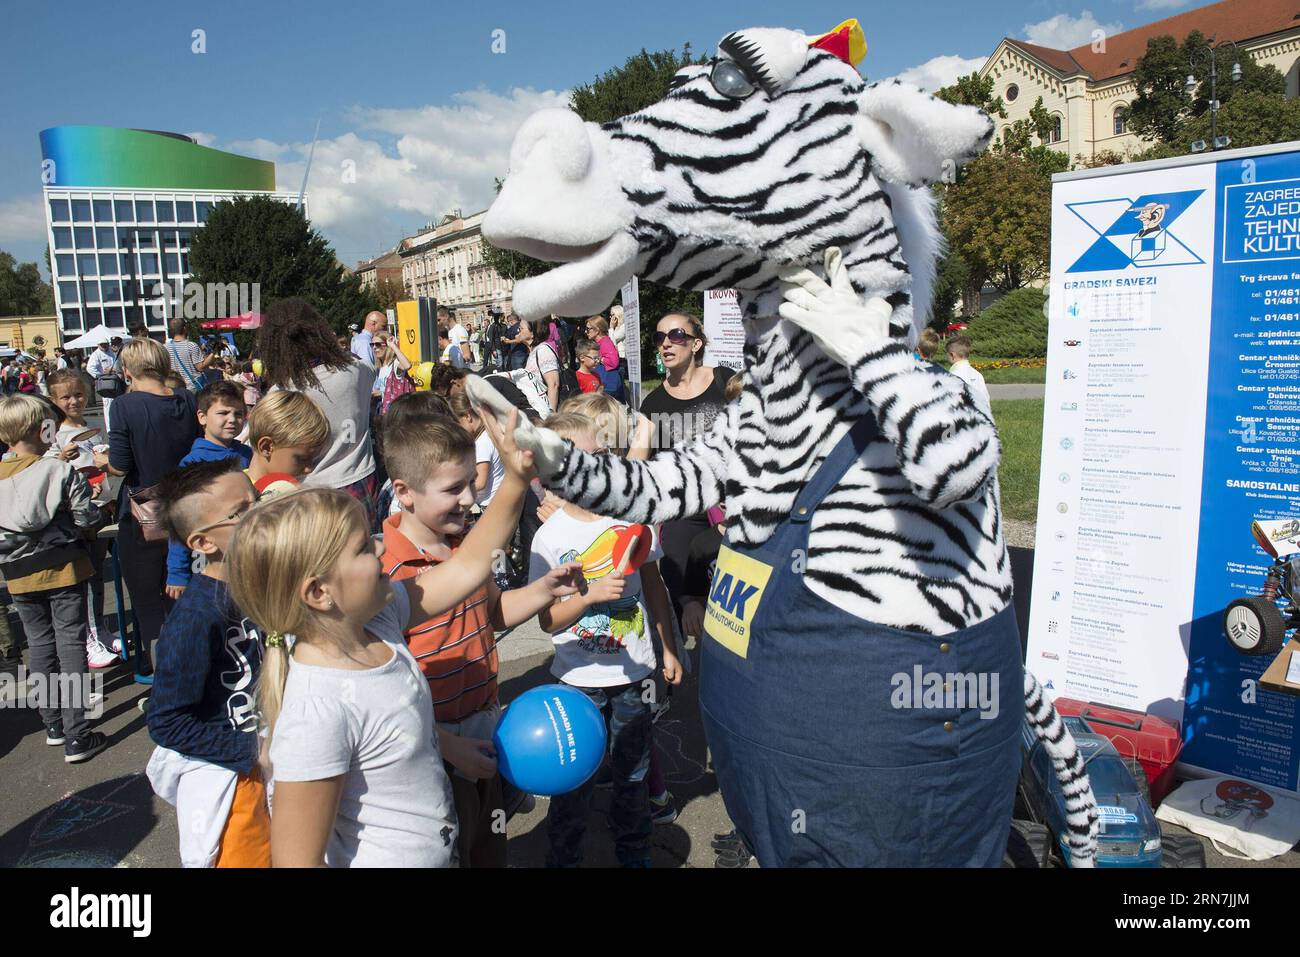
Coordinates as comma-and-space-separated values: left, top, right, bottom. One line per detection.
1024, 672, 1099, 866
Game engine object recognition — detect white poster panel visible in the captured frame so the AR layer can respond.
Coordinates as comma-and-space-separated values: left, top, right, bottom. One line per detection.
702, 289, 745, 371
1026, 160, 1218, 724
621, 276, 641, 411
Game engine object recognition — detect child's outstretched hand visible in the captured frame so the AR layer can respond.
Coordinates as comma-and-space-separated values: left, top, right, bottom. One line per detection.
480, 405, 536, 482
539, 561, 584, 598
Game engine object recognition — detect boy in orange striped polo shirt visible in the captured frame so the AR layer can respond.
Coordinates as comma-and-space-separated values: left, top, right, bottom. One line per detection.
381, 416, 581, 867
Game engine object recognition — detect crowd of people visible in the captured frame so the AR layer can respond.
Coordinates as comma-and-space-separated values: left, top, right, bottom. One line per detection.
0, 297, 752, 868
0, 295, 999, 867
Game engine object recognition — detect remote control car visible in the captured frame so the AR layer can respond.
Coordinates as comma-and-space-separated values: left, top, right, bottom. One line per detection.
1222, 519, 1300, 657
1017, 715, 1204, 868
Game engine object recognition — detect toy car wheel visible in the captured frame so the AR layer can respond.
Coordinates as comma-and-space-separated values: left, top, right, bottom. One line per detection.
1223, 597, 1288, 656
1124, 757, 1152, 808
1160, 832, 1206, 868
1003, 820, 1052, 868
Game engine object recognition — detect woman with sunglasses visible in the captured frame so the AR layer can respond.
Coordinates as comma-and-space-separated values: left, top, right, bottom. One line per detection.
636, 313, 733, 618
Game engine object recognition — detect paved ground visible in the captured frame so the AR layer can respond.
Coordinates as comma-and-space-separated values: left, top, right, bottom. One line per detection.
3, 585, 1294, 869
988, 384, 1046, 400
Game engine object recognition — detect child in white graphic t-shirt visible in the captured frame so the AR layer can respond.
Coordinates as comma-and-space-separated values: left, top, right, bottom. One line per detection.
527, 409, 682, 868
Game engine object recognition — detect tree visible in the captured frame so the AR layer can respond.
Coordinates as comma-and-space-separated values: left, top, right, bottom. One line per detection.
929, 241, 970, 325
935, 73, 1007, 119
1180, 89, 1300, 150
943, 151, 1051, 293
187, 196, 377, 335
482, 46, 706, 370
1129, 32, 1286, 145
373, 275, 406, 311
0, 250, 54, 317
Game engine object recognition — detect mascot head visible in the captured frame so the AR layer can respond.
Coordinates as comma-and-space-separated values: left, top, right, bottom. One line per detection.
484, 19, 993, 341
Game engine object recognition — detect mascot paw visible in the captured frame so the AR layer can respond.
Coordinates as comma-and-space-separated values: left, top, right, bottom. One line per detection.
778, 247, 893, 366
464, 375, 569, 477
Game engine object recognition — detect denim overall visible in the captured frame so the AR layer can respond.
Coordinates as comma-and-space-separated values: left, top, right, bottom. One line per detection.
699, 416, 1023, 867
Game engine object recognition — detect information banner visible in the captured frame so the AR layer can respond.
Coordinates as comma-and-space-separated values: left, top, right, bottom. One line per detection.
621, 277, 641, 411
702, 289, 745, 371
1027, 144, 1300, 791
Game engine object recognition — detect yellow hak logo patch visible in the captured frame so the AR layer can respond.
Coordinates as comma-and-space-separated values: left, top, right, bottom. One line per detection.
704, 545, 773, 659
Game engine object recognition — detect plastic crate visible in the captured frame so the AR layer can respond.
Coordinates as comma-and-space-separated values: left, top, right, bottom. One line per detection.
1052, 698, 1182, 805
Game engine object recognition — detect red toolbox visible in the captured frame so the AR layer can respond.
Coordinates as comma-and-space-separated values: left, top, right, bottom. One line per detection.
1052, 698, 1182, 805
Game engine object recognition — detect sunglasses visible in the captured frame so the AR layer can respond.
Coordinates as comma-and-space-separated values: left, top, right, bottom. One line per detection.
189, 490, 260, 537
653, 329, 698, 346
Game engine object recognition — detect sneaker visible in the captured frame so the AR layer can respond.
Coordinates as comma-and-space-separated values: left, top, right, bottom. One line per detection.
100, 628, 122, 655
714, 844, 754, 868
650, 791, 678, 826
45, 724, 66, 746
64, 731, 108, 764
86, 636, 117, 670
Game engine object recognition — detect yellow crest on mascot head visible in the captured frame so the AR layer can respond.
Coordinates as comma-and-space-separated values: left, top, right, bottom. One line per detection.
806, 18, 866, 67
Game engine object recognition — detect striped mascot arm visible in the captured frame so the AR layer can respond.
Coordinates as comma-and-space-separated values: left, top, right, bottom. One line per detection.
852, 341, 1002, 509
545, 405, 733, 524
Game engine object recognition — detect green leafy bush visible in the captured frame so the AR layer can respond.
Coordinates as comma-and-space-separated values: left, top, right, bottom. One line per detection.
964, 287, 1047, 358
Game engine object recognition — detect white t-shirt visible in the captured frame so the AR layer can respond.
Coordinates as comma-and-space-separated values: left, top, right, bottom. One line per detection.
276, 362, 377, 490
526, 343, 560, 383
44, 421, 99, 469
473, 430, 505, 506
449, 323, 468, 349
528, 510, 662, 688
269, 584, 458, 868
947, 359, 992, 417
441, 344, 466, 369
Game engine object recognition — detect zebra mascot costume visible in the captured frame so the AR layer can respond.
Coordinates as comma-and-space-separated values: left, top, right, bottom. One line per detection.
469, 18, 1099, 866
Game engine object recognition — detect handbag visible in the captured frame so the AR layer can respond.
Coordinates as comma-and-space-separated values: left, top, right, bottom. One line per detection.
95, 371, 125, 398
128, 483, 170, 542
381, 364, 416, 414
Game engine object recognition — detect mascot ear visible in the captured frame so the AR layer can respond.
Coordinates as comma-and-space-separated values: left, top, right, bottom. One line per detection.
857, 79, 994, 186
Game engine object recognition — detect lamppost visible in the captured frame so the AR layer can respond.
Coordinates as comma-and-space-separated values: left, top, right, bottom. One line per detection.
1187, 37, 1242, 153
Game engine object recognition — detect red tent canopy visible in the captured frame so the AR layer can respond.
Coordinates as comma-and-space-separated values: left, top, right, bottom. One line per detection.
200, 312, 262, 330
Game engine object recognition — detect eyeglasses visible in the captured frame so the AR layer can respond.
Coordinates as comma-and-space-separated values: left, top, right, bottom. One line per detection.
189, 492, 260, 537
653, 329, 698, 346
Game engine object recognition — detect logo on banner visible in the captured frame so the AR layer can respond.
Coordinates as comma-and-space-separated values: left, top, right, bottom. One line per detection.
1066, 189, 1205, 272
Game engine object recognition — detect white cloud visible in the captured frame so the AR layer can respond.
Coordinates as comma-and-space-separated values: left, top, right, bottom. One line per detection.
210, 87, 570, 267
1136, 0, 1191, 9
187, 131, 217, 148
890, 54, 989, 92
1023, 10, 1124, 50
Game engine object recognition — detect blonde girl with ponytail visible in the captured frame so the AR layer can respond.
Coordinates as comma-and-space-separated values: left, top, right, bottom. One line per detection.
229, 409, 582, 867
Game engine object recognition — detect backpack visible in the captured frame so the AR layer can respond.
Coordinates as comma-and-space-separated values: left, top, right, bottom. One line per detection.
540, 343, 582, 404
494, 368, 552, 418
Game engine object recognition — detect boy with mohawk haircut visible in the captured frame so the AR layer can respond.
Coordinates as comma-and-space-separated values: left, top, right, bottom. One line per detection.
146, 457, 270, 867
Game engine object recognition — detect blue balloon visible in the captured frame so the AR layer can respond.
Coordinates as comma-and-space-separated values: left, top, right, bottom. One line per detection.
493, 684, 607, 796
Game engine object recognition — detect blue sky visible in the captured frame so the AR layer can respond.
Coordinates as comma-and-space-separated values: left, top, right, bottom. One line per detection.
0, 0, 1195, 275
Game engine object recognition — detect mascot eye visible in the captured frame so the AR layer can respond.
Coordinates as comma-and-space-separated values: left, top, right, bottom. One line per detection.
709, 59, 757, 99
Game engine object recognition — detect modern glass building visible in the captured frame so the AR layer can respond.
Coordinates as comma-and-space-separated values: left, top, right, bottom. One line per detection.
40, 126, 301, 338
